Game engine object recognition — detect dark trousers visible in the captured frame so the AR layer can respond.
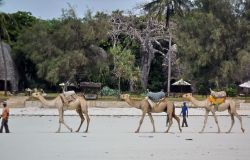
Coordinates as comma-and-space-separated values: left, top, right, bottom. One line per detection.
0, 119, 10, 133
182, 116, 188, 127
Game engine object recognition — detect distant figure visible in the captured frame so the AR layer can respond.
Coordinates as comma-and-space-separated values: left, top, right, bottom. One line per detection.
0, 101, 10, 133
180, 102, 188, 127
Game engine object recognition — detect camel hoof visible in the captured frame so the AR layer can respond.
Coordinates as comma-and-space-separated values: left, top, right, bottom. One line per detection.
242, 128, 245, 133
226, 131, 230, 134
55, 131, 60, 133
165, 130, 169, 133
199, 131, 204, 134
70, 128, 73, 132
84, 130, 88, 133
135, 130, 139, 133
75, 130, 80, 132
180, 129, 182, 133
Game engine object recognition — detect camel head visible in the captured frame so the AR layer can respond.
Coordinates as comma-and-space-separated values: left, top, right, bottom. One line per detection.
32, 91, 43, 98
182, 93, 192, 99
120, 94, 130, 101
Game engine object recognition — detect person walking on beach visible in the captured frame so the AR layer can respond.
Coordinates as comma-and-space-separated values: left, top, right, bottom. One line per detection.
180, 102, 188, 127
0, 101, 10, 133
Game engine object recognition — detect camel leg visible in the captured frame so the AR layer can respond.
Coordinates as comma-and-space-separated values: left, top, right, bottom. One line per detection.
148, 112, 155, 132
165, 114, 173, 133
199, 110, 209, 133
173, 114, 182, 133
211, 111, 221, 133
56, 108, 63, 133
62, 122, 73, 132
135, 112, 146, 133
59, 109, 73, 132
234, 112, 245, 133
84, 113, 90, 133
166, 114, 169, 127
226, 114, 235, 133
75, 108, 85, 132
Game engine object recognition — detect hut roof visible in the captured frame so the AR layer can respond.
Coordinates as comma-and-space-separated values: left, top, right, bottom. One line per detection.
0, 41, 19, 91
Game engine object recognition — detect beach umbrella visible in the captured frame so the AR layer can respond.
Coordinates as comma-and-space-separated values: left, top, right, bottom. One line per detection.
172, 79, 191, 93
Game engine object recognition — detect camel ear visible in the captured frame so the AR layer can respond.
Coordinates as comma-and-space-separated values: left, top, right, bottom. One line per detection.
34, 88, 37, 92
210, 88, 213, 93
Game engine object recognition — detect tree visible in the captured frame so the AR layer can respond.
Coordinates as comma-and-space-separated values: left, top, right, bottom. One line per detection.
110, 12, 170, 90
174, 0, 250, 90
14, 7, 110, 88
110, 45, 135, 94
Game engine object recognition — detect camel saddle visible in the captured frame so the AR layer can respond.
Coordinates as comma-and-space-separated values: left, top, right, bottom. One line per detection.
208, 95, 226, 106
210, 90, 227, 98
60, 91, 77, 104
146, 90, 165, 102
146, 97, 164, 108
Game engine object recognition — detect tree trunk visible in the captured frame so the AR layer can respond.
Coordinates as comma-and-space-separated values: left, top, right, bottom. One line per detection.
140, 44, 155, 90
118, 76, 121, 94
129, 79, 134, 92
0, 38, 7, 96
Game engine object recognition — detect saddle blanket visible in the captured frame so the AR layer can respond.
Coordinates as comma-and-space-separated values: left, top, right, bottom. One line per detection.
146, 91, 165, 102
209, 95, 225, 105
60, 91, 77, 104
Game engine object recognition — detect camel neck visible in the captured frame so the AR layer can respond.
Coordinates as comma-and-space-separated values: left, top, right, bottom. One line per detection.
189, 96, 207, 108
37, 95, 57, 107
125, 98, 140, 109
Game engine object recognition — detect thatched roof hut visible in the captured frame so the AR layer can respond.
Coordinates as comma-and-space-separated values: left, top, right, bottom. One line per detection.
0, 41, 19, 92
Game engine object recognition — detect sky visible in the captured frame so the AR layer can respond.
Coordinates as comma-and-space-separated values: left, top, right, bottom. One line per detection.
0, 0, 150, 19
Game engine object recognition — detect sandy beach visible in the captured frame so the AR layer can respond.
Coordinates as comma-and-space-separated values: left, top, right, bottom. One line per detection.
0, 109, 249, 160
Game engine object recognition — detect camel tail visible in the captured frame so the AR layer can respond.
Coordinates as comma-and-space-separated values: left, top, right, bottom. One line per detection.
172, 103, 176, 116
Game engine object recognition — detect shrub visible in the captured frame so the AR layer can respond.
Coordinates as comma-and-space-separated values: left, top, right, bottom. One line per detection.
100, 86, 119, 96
225, 87, 237, 97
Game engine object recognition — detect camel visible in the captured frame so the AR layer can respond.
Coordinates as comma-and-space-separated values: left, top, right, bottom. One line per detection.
182, 93, 244, 133
32, 91, 90, 133
120, 94, 182, 133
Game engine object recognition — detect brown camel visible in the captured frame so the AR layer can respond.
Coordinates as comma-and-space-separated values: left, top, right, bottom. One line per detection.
120, 94, 182, 133
183, 93, 244, 133
32, 91, 90, 133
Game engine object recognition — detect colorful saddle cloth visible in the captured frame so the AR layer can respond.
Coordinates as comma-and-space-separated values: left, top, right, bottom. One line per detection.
208, 95, 226, 106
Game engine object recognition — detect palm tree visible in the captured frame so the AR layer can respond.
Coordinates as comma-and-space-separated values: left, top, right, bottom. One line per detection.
143, 0, 192, 95
144, 0, 192, 24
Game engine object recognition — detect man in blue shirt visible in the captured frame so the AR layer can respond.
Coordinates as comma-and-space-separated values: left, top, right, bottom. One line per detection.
180, 102, 188, 127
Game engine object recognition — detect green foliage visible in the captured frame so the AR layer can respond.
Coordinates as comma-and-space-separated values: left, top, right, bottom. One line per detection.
174, 0, 250, 90
110, 45, 135, 80
13, 8, 110, 88
225, 87, 237, 97
100, 86, 119, 96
